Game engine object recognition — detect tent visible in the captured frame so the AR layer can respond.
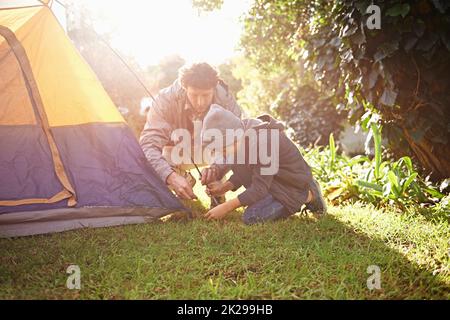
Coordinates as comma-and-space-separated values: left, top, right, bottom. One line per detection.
0, 0, 186, 237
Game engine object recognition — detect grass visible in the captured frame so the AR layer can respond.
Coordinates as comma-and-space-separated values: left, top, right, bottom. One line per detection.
0, 178, 449, 299
0, 172, 450, 299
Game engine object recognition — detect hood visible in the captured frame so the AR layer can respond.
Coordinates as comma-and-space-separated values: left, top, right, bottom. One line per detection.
244, 114, 285, 131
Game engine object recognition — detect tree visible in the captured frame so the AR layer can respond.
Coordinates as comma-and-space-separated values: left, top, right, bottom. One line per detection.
217, 59, 243, 98
147, 55, 186, 91
195, 0, 450, 180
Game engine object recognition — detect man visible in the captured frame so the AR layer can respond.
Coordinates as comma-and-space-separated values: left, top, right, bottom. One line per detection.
139, 62, 242, 204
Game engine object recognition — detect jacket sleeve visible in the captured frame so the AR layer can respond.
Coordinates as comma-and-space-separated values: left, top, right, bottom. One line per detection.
227, 172, 244, 191
139, 94, 174, 183
237, 165, 274, 207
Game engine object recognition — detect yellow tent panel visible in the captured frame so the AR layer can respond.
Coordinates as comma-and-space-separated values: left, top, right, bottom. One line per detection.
0, 27, 36, 125
0, 6, 124, 126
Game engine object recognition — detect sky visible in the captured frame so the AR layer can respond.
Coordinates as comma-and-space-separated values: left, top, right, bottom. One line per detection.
59, 0, 253, 67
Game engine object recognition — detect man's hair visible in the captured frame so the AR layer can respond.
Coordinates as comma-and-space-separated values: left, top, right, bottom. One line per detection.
179, 62, 219, 90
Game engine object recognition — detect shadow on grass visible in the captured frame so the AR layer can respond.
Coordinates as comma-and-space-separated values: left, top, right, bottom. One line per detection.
287, 213, 449, 299
411, 206, 450, 227
0, 208, 448, 299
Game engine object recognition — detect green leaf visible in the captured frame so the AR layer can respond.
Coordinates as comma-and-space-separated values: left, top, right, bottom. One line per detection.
402, 172, 418, 193
388, 171, 400, 192
329, 133, 336, 171
356, 180, 383, 192
425, 187, 444, 199
360, 110, 372, 131
379, 161, 388, 174
386, 3, 410, 18
371, 123, 382, 180
412, 184, 427, 202
348, 155, 370, 167
397, 156, 413, 174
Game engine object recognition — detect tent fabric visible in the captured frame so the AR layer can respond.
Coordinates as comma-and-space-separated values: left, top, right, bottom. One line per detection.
0, 24, 77, 207
1, 7, 125, 126
0, 34, 36, 125
0, 1, 51, 10
0, 207, 175, 238
0, 5, 186, 237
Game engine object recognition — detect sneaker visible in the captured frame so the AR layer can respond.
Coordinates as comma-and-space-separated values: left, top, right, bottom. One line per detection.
305, 179, 327, 215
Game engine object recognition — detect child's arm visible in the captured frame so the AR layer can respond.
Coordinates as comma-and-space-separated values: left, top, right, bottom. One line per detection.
204, 197, 242, 220
206, 180, 235, 197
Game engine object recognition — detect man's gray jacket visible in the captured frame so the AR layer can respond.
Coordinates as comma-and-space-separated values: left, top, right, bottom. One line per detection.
139, 79, 242, 183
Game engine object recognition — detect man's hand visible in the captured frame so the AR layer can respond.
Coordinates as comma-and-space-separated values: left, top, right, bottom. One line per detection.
166, 172, 197, 200
201, 167, 219, 185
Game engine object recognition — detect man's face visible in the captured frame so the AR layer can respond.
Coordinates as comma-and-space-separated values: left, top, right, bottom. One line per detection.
186, 86, 214, 117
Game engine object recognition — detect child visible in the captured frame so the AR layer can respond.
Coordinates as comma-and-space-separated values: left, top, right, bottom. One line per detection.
201, 104, 326, 224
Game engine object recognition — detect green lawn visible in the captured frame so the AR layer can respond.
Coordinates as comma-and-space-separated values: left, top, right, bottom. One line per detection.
0, 193, 448, 299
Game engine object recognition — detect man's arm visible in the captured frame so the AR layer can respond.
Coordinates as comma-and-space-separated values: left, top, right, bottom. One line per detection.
140, 93, 197, 200
139, 95, 174, 183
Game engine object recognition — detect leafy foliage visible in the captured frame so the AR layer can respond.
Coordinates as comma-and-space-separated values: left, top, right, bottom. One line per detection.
191, 0, 224, 12
236, 0, 450, 179
146, 55, 186, 91
232, 57, 286, 117
217, 60, 243, 98
304, 131, 448, 216
273, 84, 346, 147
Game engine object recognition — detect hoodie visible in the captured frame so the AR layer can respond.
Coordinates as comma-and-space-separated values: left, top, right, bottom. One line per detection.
227, 115, 314, 214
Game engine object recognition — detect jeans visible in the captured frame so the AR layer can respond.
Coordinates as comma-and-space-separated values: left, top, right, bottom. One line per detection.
242, 194, 291, 225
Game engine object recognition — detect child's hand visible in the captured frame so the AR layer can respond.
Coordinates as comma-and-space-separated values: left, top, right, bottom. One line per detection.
204, 198, 242, 221
204, 204, 230, 220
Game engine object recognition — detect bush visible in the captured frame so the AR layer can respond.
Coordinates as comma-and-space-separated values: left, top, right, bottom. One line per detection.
239, 0, 450, 180
304, 130, 448, 215
273, 84, 346, 147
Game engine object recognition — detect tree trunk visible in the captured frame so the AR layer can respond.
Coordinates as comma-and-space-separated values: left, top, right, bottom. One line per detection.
402, 128, 450, 181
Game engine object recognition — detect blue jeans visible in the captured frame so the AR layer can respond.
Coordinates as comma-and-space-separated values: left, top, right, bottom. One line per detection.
242, 194, 291, 225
